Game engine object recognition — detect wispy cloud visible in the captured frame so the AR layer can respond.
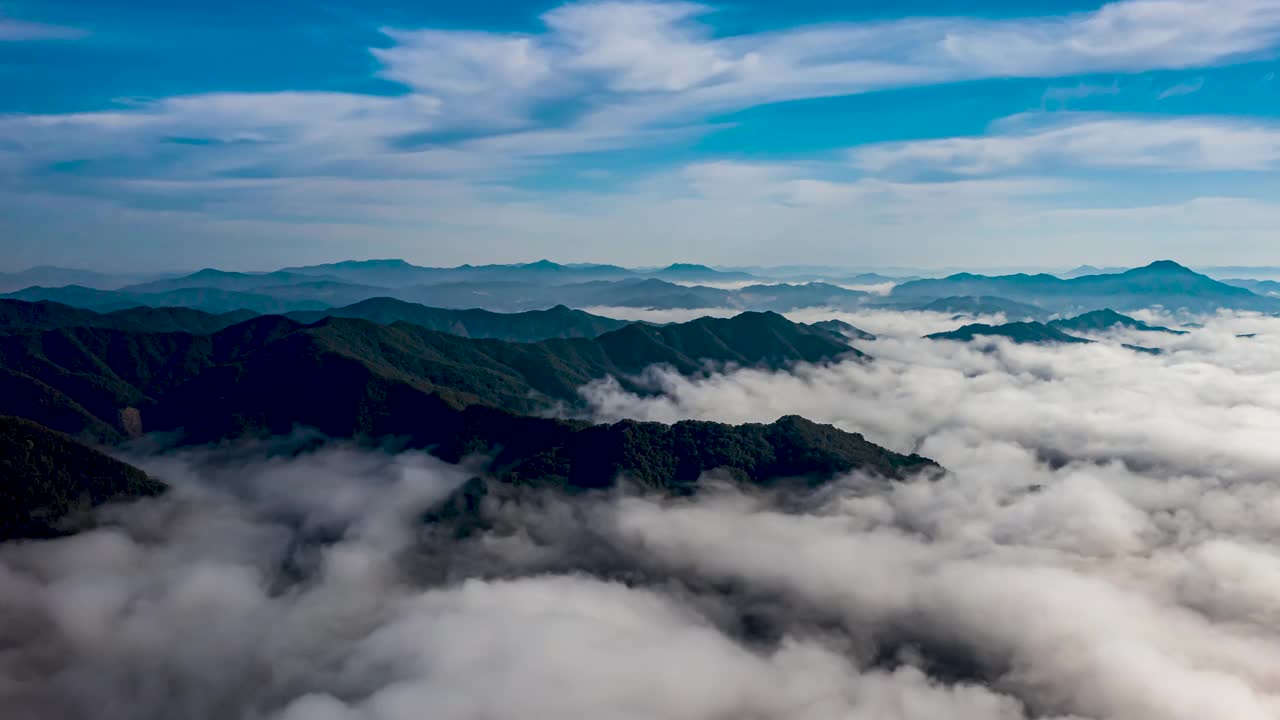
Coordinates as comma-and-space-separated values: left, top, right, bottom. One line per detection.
1158, 77, 1207, 99
851, 113, 1280, 176
0, 14, 84, 41
1042, 80, 1122, 105
6, 0, 1280, 265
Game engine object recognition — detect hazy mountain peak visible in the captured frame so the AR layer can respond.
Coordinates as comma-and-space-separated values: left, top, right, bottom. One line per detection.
1131, 260, 1195, 274
522, 259, 564, 270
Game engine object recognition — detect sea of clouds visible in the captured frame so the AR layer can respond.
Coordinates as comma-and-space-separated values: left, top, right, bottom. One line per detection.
3, 308, 1280, 719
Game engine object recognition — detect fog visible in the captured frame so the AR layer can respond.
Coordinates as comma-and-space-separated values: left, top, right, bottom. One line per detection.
580, 305, 741, 323
4, 309, 1280, 719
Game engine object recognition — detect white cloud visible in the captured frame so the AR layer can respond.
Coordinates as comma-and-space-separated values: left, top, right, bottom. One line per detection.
1042, 80, 1122, 105
0, 14, 83, 41
372, 29, 559, 129
8, 0, 1280, 266
1158, 77, 1206, 99
852, 114, 1280, 175
544, 1, 744, 92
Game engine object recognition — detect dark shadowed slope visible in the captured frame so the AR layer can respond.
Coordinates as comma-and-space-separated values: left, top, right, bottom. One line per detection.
1, 298, 627, 342
0, 311, 857, 444
427, 414, 937, 515
0, 313, 926, 496
0, 299, 257, 334
285, 298, 629, 341
0, 416, 166, 540
4, 285, 332, 315
1048, 309, 1187, 335
927, 322, 1092, 345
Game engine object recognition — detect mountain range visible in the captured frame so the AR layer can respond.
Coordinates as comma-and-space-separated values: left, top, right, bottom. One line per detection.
0, 304, 928, 540
893, 261, 1279, 314
926, 309, 1184, 348
0, 308, 858, 445
927, 321, 1093, 345
6, 260, 1275, 319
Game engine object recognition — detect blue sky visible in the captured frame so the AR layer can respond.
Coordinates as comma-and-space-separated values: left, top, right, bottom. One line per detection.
2, 0, 1279, 271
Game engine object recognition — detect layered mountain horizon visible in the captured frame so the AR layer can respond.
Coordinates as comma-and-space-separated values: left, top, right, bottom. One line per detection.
6, 259, 1278, 317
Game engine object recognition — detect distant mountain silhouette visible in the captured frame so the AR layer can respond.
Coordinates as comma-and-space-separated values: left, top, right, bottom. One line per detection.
4, 285, 332, 314
911, 296, 1048, 320
1221, 278, 1280, 297
893, 261, 1278, 314
0, 297, 629, 342
927, 322, 1091, 345
646, 263, 757, 282
281, 259, 638, 287
1048, 309, 1186, 335
0, 267, 150, 293
285, 298, 629, 341
809, 319, 876, 341
0, 299, 256, 334
119, 268, 337, 294
1058, 265, 1128, 279
926, 312, 1191, 350
0, 416, 165, 540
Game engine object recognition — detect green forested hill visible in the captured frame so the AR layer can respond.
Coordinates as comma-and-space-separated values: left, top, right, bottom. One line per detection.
0, 416, 165, 540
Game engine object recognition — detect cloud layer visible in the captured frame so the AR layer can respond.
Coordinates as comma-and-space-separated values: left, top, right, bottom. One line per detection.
4, 308, 1280, 718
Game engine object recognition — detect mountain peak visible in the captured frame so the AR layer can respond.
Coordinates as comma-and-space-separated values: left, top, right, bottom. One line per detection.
523, 259, 564, 270
1134, 260, 1195, 274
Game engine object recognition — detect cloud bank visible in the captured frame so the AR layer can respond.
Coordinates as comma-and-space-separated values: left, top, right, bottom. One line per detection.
4, 309, 1280, 718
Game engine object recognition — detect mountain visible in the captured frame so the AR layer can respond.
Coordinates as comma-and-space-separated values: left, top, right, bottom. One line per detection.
3, 285, 132, 310
427, 414, 937, 510
910, 296, 1048, 320
4, 285, 333, 314
0, 416, 166, 540
7, 273, 877, 316
1221, 279, 1280, 297
1058, 265, 1128, 279
645, 263, 756, 282
281, 259, 637, 287
0, 311, 857, 444
734, 283, 869, 311
0, 299, 256, 334
926, 322, 1091, 345
0, 267, 154, 293
1048, 309, 1186, 335
1123, 344, 1163, 355
285, 298, 628, 341
892, 261, 1279, 314
809, 319, 876, 341
0, 297, 626, 343
0, 312, 924, 492
833, 272, 911, 285
118, 268, 343, 294
396, 278, 872, 313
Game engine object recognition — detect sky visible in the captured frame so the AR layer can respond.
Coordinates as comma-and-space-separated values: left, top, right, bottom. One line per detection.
2, 0, 1280, 271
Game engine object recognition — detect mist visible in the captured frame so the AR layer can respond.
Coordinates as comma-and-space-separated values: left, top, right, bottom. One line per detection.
4, 310, 1280, 719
